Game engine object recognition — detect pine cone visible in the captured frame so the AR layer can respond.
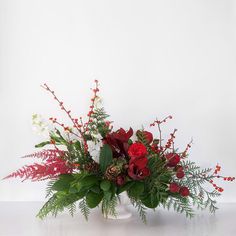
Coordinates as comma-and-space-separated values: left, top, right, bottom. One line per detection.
104, 165, 121, 181
83, 161, 99, 174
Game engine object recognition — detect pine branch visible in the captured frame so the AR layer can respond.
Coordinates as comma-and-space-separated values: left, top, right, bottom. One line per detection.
162, 197, 195, 218
37, 192, 79, 219
101, 195, 118, 219
67, 202, 76, 217
79, 198, 90, 221
130, 197, 147, 224
45, 179, 57, 198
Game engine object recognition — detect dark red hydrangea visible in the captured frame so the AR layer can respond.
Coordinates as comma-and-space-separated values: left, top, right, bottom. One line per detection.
128, 143, 147, 159
169, 183, 180, 193
179, 187, 190, 197
166, 153, 180, 167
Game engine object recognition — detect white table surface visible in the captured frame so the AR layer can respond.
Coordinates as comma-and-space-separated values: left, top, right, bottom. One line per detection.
0, 202, 235, 236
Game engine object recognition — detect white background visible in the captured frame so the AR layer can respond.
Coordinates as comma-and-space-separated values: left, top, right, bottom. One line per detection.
0, 0, 235, 202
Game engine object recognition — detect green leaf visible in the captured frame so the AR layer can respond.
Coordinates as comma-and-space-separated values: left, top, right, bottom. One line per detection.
128, 182, 144, 198
74, 141, 81, 151
35, 141, 51, 148
103, 191, 112, 201
52, 174, 75, 192
90, 185, 101, 194
100, 180, 111, 192
117, 181, 135, 194
86, 191, 103, 208
99, 144, 113, 173
79, 175, 99, 188
141, 195, 160, 208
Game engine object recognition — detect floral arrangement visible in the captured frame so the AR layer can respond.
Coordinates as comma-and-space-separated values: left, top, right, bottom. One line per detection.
4, 80, 234, 223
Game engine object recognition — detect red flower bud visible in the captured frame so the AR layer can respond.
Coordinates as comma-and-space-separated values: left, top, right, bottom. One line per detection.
116, 175, 126, 186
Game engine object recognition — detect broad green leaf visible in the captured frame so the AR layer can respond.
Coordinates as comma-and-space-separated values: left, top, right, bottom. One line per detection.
117, 181, 135, 194
52, 174, 75, 191
141, 195, 160, 208
100, 180, 111, 192
103, 191, 112, 201
99, 144, 113, 173
86, 191, 103, 208
128, 182, 144, 198
79, 175, 99, 188
91, 185, 101, 194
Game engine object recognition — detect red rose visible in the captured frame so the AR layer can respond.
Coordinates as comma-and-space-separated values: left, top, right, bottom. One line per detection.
179, 187, 190, 197
169, 183, 180, 193
176, 171, 185, 179
116, 175, 126, 186
128, 143, 147, 159
136, 130, 153, 144
166, 153, 180, 167
128, 157, 150, 180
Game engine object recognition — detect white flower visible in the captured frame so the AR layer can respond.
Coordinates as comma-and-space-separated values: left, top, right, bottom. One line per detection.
87, 140, 103, 163
94, 96, 102, 108
32, 114, 51, 137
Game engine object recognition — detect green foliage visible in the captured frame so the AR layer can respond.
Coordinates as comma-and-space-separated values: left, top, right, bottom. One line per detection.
86, 191, 103, 208
87, 108, 110, 137
101, 195, 118, 219
79, 198, 90, 220
176, 160, 221, 214
162, 196, 195, 218
45, 179, 57, 198
130, 197, 147, 224
100, 180, 111, 191
141, 194, 160, 209
140, 155, 172, 210
128, 182, 144, 198
136, 130, 149, 146
67, 202, 76, 217
37, 192, 80, 219
117, 181, 134, 194
52, 174, 75, 192
35, 141, 51, 148
99, 144, 113, 172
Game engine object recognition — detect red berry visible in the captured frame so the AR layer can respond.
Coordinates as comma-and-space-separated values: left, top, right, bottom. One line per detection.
166, 153, 180, 167
176, 171, 185, 179
169, 183, 180, 193
179, 187, 190, 197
